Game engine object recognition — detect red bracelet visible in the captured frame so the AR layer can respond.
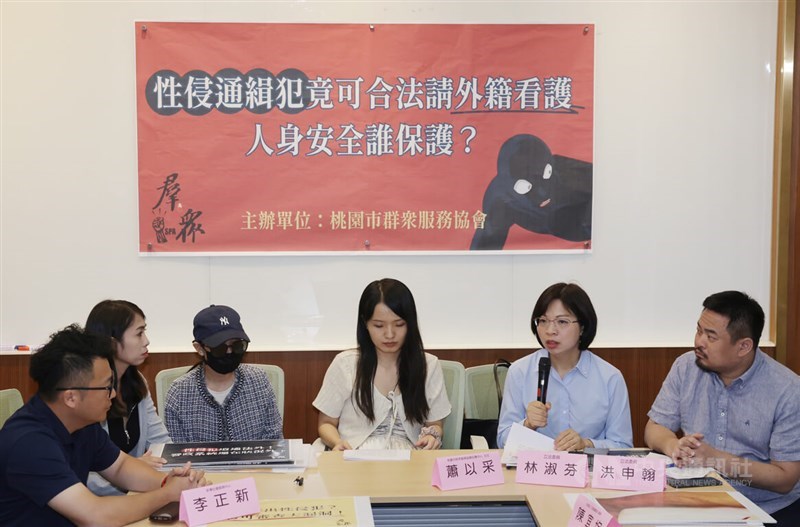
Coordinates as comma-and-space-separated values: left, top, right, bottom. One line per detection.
161, 475, 169, 487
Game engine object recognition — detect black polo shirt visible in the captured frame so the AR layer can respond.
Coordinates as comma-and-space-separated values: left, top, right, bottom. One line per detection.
0, 394, 120, 526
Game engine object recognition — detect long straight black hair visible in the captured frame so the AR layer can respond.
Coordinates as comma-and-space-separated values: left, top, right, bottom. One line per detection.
354, 278, 429, 424
85, 300, 148, 419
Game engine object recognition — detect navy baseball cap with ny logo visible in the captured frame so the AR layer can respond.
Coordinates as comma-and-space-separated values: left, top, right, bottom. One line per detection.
192, 305, 250, 347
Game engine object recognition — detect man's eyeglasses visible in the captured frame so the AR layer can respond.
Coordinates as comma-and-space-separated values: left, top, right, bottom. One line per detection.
534, 317, 580, 330
54, 383, 114, 399
204, 339, 248, 358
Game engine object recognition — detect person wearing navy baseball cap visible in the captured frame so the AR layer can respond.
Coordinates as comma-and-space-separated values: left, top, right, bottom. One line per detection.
193, 305, 250, 343
163, 305, 283, 442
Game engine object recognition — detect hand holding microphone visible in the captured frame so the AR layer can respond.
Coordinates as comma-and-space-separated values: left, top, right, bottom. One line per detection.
524, 357, 552, 430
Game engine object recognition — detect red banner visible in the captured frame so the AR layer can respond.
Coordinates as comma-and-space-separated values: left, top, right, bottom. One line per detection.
136, 23, 594, 253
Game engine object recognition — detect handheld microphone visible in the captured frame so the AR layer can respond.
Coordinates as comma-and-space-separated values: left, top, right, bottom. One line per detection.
536, 357, 551, 404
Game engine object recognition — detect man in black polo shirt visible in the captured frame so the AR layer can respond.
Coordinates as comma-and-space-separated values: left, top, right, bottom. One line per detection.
0, 325, 208, 527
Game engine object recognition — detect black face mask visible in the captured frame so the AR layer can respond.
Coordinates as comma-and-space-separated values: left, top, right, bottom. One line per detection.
205, 352, 243, 374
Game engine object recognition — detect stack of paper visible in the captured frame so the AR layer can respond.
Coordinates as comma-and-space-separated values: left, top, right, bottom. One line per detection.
500, 422, 554, 466
342, 449, 412, 462
153, 439, 307, 471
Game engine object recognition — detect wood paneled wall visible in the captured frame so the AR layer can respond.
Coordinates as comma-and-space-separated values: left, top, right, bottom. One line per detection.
0, 347, 775, 447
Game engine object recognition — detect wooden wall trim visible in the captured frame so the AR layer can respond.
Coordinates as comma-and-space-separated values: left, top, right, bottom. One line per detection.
788, 0, 800, 374
774, 0, 799, 374
1, 346, 775, 447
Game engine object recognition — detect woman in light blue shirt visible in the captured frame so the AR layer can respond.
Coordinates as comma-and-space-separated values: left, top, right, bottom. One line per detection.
84, 300, 171, 495
497, 283, 632, 450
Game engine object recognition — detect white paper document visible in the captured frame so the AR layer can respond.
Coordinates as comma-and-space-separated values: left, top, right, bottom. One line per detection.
342, 449, 412, 462
501, 422, 555, 466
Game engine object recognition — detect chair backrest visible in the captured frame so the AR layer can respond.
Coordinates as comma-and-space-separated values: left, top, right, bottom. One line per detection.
0, 388, 24, 429
155, 366, 192, 417
438, 360, 465, 450
258, 364, 285, 420
154, 364, 285, 419
464, 363, 509, 420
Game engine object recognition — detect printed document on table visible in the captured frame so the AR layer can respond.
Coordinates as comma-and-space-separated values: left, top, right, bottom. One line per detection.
152, 440, 309, 471
501, 422, 554, 466
563, 490, 773, 526
343, 449, 411, 461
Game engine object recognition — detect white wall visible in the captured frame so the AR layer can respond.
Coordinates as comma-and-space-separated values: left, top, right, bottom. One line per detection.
0, 1, 777, 351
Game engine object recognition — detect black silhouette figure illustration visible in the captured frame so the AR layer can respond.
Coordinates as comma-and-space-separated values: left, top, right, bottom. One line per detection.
470, 134, 592, 250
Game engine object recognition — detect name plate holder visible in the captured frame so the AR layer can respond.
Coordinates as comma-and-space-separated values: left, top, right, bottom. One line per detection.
591, 454, 666, 492
568, 494, 620, 527
515, 450, 589, 487
431, 452, 504, 491
179, 476, 260, 527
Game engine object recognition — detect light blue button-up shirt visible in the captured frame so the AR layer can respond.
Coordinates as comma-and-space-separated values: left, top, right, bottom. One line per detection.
497, 349, 633, 449
648, 349, 800, 514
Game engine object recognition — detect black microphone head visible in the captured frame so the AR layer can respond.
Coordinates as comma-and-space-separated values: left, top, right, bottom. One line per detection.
536, 356, 551, 403
538, 356, 551, 369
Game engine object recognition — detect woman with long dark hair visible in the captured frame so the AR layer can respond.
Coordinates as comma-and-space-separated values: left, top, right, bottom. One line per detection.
85, 300, 170, 495
314, 278, 451, 450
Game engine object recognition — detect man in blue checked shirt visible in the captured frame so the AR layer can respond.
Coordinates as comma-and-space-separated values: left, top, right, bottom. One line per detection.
645, 291, 800, 524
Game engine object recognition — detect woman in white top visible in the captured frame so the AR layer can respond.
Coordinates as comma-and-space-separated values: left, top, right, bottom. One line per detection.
314, 278, 451, 450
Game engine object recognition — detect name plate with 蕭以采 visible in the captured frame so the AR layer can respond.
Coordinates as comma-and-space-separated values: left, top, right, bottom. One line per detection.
431, 452, 504, 491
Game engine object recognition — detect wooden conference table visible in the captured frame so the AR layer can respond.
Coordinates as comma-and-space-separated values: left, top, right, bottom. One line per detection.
127, 449, 730, 527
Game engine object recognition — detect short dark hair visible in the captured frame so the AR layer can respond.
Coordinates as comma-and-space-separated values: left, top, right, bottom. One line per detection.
530, 282, 597, 350
702, 291, 764, 347
30, 324, 116, 402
